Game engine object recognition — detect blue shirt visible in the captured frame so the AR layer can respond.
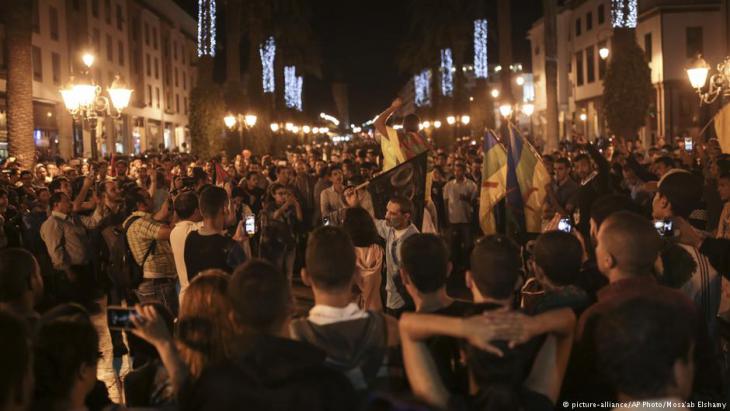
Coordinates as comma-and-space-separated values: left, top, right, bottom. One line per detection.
374, 219, 419, 309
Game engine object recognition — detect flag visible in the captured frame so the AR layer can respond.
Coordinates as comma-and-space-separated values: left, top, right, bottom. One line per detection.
381, 127, 406, 171
479, 131, 508, 235
367, 151, 428, 230
506, 124, 550, 233
714, 103, 730, 153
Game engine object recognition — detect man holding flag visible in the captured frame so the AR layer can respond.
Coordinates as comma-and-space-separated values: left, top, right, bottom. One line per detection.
374, 98, 430, 171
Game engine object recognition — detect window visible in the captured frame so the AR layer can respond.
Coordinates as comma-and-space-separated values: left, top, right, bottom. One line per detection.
176, 94, 180, 113
576, 50, 584, 86
146, 54, 151, 76
32, 0, 40, 33
598, 41, 607, 79
91, 0, 99, 18
133, 52, 140, 74
644, 33, 653, 61
0, 31, 6, 70
153, 28, 158, 50
182, 50, 186, 64
686, 27, 702, 58
116, 4, 123, 30
104, 0, 111, 24
106, 34, 113, 62
118, 41, 125, 66
183, 71, 187, 90
154, 58, 159, 79
52, 52, 61, 85
586, 46, 596, 83
174, 68, 178, 87
173, 41, 177, 60
93, 28, 101, 52
167, 92, 172, 109
73, 0, 80, 11
32, 47, 42, 81
575, 18, 581, 37
144, 23, 150, 46
50, 6, 59, 40
163, 38, 169, 58
132, 17, 139, 42
147, 85, 152, 106
598, 4, 605, 24
156, 87, 160, 108
184, 97, 187, 114
535, 46, 540, 56
586, 12, 593, 31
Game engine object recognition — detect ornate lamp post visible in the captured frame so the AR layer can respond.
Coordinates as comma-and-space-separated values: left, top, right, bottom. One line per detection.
686, 54, 730, 105
224, 112, 258, 149
60, 53, 132, 159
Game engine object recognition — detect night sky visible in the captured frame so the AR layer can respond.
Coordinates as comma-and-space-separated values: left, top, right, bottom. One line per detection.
175, 0, 543, 124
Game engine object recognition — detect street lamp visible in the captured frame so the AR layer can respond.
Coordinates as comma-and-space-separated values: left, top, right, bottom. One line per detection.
446, 116, 456, 125
491, 89, 501, 98
244, 114, 258, 128
460, 115, 470, 125
303, 125, 311, 134
60, 53, 133, 159
423, 120, 431, 128
433, 120, 442, 129
521, 103, 535, 117
223, 112, 258, 149
515, 76, 525, 86
270, 123, 280, 132
579, 113, 588, 122
224, 113, 237, 129
499, 104, 513, 118
599, 47, 610, 60
685, 54, 730, 105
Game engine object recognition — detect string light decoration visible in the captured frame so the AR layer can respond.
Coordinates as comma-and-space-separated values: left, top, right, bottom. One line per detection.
414, 69, 432, 107
259, 36, 276, 93
295, 76, 303, 111
197, 0, 216, 57
285, 66, 297, 108
612, 0, 637, 28
474, 19, 488, 78
441, 48, 454, 96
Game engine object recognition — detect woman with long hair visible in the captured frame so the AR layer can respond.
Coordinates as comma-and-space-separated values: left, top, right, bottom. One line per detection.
130, 270, 237, 395
342, 206, 384, 311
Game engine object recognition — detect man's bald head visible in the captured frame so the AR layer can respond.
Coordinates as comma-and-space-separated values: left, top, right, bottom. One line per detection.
596, 211, 661, 277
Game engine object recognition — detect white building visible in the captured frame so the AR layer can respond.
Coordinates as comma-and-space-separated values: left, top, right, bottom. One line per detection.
528, 0, 726, 143
0, 0, 197, 159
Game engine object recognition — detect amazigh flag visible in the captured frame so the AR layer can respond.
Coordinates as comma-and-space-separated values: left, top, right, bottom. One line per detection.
506, 124, 550, 233
479, 131, 508, 235
367, 151, 428, 230
382, 126, 430, 171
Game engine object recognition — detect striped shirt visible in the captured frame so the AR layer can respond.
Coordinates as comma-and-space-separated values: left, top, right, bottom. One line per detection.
124, 211, 175, 279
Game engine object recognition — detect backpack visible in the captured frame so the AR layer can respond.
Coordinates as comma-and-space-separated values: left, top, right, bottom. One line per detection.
107, 216, 156, 292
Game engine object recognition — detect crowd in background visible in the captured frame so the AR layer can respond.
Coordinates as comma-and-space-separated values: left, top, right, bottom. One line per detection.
2, 109, 730, 411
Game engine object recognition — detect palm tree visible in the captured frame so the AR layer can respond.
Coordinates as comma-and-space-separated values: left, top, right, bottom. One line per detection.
543, 0, 559, 151
5, 0, 35, 167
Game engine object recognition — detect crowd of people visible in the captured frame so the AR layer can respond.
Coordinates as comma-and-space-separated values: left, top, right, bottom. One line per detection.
1, 101, 730, 411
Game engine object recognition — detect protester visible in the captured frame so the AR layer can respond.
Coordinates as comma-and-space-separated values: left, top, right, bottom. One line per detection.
341, 207, 384, 310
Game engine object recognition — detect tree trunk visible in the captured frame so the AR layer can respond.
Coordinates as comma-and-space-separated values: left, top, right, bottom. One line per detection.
543, 0, 560, 151
497, 0, 513, 103
6, 0, 35, 167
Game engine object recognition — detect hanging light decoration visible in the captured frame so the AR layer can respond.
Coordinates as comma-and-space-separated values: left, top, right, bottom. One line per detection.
441, 48, 454, 96
260, 36, 276, 93
295, 76, 303, 111
284, 66, 297, 108
414, 69, 432, 107
197, 0, 216, 57
612, 0, 637, 28
474, 19, 488, 79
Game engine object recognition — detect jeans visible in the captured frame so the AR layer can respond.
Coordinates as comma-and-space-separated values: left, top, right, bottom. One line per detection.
134, 279, 179, 317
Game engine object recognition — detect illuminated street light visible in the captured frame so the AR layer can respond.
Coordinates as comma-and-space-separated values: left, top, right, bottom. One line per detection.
491, 89, 500, 98
446, 116, 456, 125
82, 52, 95, 68
521, 103, 535, 116
224, 114, 237, 129
599, 47, 610, 60
460, 115, 470, 125
423, 121, 431, 128
580, 113, 588, 122
433, 120, 442, 128
244, 114, 257, 127
303, 125, 311, 134
270, 123, 280, 132
515, 75, 525, 86
499, 104, 513, 118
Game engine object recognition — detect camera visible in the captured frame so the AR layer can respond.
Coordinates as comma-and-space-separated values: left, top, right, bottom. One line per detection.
558, 217, 573, 233
245, 214, 256, 235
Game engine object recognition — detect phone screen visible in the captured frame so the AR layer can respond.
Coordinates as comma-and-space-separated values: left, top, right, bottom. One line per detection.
654, 219, 674, 237
245, 215, 256, 235
107, 307, 138, 331
558, 217, 573, 233
684, 137, 693, 152
323, 217, 331, 226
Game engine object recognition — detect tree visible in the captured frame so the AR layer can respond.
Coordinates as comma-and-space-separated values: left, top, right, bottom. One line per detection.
189, 85, 226, 159
543, 0, 559, 151
603, 29, 652, 140
5, 0, 35, 167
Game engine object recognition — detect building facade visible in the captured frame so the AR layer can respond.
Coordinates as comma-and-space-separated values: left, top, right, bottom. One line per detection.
528, 0, 726, 143
0, 0, 196, 160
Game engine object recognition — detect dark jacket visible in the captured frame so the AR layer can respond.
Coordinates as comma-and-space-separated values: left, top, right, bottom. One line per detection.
183, 335, 357, 411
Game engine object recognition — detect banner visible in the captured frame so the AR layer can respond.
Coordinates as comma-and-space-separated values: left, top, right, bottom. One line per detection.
367, 151, 428, 230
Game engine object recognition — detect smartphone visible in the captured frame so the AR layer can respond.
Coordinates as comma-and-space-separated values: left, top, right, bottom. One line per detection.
558, 217, 573, 233
323, 216, 331, 226
684, 137, 693, 152
654, 219, 674, 237
107, 306, 138, 331
245, 214, 256, 235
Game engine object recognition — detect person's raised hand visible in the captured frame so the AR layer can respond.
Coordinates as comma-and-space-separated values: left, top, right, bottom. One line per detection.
130, 304, 172, 348
391, 97, 403, 109
673, 216, 705, 249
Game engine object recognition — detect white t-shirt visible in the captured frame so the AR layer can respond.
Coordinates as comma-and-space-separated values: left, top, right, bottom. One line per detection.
170, 219, 203, 298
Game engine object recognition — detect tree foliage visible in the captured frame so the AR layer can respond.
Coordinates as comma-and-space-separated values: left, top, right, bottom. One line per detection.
603, 29, 652, 140
189, 84, 226, 159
